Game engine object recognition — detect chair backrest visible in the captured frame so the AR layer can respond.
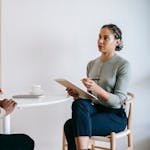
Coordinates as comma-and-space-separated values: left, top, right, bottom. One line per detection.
125, 92, 135, 130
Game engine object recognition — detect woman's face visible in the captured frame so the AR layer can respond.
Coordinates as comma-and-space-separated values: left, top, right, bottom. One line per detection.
97, 27, 120, 54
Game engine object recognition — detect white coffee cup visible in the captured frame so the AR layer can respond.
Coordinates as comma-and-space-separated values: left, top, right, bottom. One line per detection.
31, 84, 44, 95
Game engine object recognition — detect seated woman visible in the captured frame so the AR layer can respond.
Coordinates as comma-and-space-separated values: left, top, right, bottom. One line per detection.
0, 89, 34, 150
64, 24, 131, 150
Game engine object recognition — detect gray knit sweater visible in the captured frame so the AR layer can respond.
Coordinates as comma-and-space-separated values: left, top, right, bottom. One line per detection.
87, 53, 131, 108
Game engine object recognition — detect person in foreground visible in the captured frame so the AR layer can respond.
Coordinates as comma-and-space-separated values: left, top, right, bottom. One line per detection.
0, 89, 34, 150
64, 24, 131, 150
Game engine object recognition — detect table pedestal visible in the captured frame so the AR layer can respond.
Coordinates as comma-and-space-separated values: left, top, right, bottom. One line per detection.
3, 115, 10, 134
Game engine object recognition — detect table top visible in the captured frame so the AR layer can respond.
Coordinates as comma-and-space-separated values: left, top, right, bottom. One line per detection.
14, 95, 72, 108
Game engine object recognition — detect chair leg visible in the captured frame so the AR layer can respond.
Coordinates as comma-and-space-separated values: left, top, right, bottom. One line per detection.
127, 133, 133, 150
91, 140, 95, 150
110, 132, 116, 150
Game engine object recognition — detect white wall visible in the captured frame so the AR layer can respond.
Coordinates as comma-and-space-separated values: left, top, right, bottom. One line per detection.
1, 0, 150, 149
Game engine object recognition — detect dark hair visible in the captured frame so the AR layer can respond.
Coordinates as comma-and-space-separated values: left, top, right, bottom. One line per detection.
101, 24, 123, 51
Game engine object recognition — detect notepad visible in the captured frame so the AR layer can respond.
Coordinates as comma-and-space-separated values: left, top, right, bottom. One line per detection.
55, 78, 99, 103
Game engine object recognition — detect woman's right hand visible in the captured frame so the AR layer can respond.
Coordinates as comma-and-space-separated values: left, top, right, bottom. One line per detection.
66, 88, 79, 99
0, 99, 17, 115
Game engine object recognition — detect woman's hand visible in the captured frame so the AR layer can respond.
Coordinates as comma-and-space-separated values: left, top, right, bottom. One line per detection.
82, 78, 100, 94
0, 99, 17, 115
82, 78, 109, 101
66, 87, 79, 99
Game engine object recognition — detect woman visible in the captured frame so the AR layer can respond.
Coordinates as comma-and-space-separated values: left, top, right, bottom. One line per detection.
64, 24, 131, 150
0, 89, 34, 150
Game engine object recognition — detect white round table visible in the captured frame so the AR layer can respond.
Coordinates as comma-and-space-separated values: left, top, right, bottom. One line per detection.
3, 95, 72, 134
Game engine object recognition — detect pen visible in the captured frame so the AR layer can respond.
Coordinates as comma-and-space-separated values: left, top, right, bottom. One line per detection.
91, 78, 99, 81
81, 78, 99, 81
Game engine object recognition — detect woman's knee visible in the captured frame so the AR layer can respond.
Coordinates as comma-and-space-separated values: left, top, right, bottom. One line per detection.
72, 99, 91, 112
0, 134, 34, 150
18, 134, 34, 149
25, 134, 34, 146
64, 119, 73, 134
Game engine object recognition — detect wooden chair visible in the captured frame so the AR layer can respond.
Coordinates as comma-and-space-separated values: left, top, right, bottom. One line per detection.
90, 92, 135, 150
62, 92, 135, 150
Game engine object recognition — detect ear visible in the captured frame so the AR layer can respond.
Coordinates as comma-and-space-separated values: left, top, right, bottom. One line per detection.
115, 39, 121, 46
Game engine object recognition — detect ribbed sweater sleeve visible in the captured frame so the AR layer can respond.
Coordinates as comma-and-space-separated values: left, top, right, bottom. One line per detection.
106, 61, 131, 107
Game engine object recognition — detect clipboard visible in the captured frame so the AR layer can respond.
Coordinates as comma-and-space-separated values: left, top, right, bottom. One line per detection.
55, 78, 99, 103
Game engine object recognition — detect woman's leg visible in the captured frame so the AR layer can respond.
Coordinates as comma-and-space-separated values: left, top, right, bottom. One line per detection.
64, 99, 127, 150
72, 99, 97, 137
64, 119, 76, 150
0, 134, 34, 150
75, 106, 127, 149
91, 106, 127, 136
71, 99, 98, 150
75, 136, 90, 150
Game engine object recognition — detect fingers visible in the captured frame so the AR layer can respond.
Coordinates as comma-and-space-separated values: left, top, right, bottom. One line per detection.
1, 99, 17, 109
9, 99, 17, 104
82, 78, 94, 88
3, 99, 17, 115
66, 88, 79, 98
66, 87, 72, 95
66, 87, 72, 92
